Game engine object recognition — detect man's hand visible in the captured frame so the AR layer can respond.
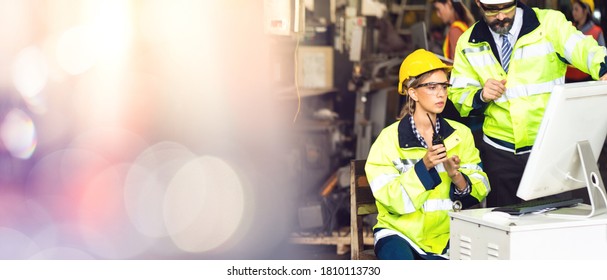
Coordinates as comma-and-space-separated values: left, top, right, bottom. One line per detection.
600, 73, 607, 81
481, 79, 507, 102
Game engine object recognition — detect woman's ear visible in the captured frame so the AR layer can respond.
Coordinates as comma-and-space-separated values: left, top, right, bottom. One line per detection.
408, 88, 418, 102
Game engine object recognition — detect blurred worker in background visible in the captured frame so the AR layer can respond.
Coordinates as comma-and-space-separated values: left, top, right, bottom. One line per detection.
565, 0, 607, 192
449, 0, 607, 207
433, 0, 483, 151
433, 0, 476, 60
365, 49, 489, 260
566, 0, 605, 83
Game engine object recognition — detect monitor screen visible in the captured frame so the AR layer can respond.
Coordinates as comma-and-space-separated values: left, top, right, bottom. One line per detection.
516, 81, 607, 218
410, 21, 428, 51
410, 21, 453, 64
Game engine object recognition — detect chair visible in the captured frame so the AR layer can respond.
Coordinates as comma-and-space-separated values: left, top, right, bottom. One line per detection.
350, 159, 378, 260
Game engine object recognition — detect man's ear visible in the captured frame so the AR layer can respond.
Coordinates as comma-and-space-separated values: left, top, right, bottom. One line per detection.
474, 0, 481, 8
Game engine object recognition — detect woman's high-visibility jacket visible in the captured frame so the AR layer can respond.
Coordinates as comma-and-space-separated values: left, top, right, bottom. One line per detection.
449, 3, 607, 152
566, 21, 605, 82
443, 20, 469, 61
365, 117, 489, 255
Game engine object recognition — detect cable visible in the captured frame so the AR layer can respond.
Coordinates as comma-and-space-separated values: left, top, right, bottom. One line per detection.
293, 30, 301, 123
591, 172, 607, 206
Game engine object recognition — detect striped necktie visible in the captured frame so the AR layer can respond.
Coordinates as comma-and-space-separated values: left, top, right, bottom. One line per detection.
501, 34, 512, 72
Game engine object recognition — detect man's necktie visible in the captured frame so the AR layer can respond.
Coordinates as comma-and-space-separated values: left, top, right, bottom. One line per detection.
501, 34, 512, 73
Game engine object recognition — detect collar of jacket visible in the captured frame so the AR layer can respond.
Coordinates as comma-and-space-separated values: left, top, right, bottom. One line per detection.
468, 2, 540, 64
397, 115, 456, 149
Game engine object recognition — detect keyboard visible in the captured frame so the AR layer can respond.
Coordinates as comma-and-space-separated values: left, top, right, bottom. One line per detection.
492, 197, 584, 215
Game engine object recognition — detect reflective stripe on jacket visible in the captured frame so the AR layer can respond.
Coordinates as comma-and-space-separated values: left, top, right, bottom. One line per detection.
365, 117, 489, 254
449, 3, 607, 150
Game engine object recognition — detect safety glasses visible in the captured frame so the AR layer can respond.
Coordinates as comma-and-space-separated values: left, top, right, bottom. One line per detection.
481, 1, 517, 17
414, 82, 452, 95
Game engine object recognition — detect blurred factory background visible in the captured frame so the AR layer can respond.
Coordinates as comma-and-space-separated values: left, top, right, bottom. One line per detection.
0, 0, 605, 259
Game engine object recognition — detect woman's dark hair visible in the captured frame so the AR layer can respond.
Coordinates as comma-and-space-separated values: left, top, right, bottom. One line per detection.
572, 0, 599, 26
434, 0, 476, 27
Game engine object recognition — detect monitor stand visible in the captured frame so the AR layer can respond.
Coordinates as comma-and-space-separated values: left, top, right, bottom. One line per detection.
546, 140, 607, 219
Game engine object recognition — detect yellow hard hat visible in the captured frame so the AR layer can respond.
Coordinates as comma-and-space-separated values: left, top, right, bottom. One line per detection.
398, 49, 451, 94
572, 0, 594, 13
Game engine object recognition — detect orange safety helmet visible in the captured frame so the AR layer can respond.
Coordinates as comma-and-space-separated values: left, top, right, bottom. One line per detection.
398, 49, 451, 95
571, 0, 594, 13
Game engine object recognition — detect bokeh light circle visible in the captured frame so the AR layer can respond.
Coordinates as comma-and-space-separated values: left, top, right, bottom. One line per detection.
163, 156, 245, 253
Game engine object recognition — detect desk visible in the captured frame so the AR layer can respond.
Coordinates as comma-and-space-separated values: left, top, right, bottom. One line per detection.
448, 205, 607, 259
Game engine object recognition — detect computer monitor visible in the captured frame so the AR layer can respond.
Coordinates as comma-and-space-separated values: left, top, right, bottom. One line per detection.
410, 21, 429, 51
410, 21, 453, 64
516, 81, 607, 218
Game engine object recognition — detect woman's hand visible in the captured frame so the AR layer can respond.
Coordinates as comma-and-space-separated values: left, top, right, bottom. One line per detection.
443, 155, 461, 177
444, 155, 468, 191
423, 144, 447, 170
